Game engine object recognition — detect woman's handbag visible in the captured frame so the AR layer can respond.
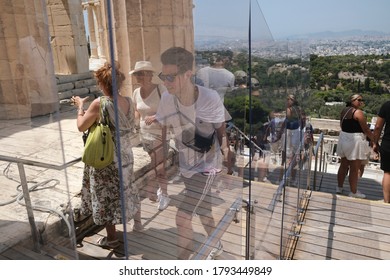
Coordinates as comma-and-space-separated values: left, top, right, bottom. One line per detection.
82, 97, 114, 169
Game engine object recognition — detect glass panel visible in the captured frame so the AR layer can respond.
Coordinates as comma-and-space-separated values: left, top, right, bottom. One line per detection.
0, 2, 78, 259
0, 0, 318, 261
248, 27, 311, 259
190, 0, 250, 260
245, 0, 312, 260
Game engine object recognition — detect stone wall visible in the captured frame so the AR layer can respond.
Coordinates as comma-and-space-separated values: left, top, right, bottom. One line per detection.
56, 72, 101, 101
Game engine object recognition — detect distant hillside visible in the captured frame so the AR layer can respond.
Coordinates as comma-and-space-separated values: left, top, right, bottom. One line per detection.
195, 30, 390, 52
272, 29, 390, 40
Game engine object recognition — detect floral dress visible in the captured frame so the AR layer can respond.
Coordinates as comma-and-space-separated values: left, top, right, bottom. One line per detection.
80, 96, 139, 226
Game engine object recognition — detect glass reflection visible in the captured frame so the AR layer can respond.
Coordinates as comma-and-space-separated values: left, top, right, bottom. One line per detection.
0, 0, 314, 261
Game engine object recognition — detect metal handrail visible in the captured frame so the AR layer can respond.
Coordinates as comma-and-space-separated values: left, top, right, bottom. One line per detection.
190, 128, 325, 260
281, 132, 325, 259
313, 133, 324, 191
0, 155, 81, 170
229, 123, 266, 155
0, 155, 81, 253
191, 197, 242, 260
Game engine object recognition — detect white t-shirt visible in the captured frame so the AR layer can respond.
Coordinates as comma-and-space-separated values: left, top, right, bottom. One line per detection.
196, 67, 235, 102
134, 84, 166, 141
156, 86, 227, 178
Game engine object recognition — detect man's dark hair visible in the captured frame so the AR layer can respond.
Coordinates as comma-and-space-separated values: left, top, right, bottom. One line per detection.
161, 47, 194, 73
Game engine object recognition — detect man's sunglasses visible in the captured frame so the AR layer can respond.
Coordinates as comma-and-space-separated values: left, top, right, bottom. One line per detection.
158, 72, 179, 82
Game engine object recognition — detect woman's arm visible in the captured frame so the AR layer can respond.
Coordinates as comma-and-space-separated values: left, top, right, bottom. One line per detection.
72, 96, 100, 132
133, 99, 141, 129
354, 109, 373, 141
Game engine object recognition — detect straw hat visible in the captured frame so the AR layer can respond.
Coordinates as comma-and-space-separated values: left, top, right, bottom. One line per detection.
129, 61, 156, 75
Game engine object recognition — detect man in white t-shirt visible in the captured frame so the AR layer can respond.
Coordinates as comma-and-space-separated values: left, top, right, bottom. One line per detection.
195, 55, 235, 102
156, 47, 230, 260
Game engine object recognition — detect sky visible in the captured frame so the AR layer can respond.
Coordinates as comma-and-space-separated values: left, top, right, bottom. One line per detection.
193, 0, 390, 39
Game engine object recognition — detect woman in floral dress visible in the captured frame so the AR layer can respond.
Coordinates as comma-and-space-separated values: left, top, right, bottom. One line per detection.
71, 62, 141, 249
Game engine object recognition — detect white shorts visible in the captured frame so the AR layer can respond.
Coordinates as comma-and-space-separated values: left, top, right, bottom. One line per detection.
336, 131, 370, 161
281, 128, 301, 158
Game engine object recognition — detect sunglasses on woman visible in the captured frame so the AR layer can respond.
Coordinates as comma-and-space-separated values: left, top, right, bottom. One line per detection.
134, 71, 152, 77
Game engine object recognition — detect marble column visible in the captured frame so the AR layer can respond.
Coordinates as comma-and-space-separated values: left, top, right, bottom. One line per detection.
85, 4, 98, 58
46, 0, 89, 74
113, 0, 195, 96
0, 0, 59, 119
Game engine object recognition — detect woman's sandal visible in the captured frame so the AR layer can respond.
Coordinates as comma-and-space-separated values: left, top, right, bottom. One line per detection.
96, 236, 120, 249
149, 194, 159, 202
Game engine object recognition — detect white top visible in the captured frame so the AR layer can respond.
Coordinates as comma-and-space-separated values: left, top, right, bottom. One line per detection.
196, 67, 235, 101
134, 84, 166, 141
156, 86, 227, 178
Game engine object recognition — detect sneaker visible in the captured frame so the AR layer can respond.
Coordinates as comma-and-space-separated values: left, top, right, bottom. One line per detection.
158, 194, 171, 210
169, 173, 182, 184
206, 241, 223, 260
348, 190, 366, 199
336, 187, 343, 194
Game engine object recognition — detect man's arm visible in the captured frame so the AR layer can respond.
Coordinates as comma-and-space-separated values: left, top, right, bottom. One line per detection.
373, 116, 385, 153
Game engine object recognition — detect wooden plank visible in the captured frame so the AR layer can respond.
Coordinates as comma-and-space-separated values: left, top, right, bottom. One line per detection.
71, 176, 296, 260
42, 243, 81, 260
293, 241, 377, 260
299, 222, 390, 251
296, 230, 388, 259
294, 188, 390, 260
1, 247, 35, 260
307, 200, 390, 223
12, 245, 53, 260
293, 249, 340, 260
305, 204, 390, 230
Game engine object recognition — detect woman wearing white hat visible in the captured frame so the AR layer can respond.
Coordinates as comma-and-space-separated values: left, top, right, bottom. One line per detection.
131, 61, 170, 211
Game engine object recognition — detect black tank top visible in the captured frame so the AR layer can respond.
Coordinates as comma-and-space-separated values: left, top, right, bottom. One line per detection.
342, 109, 363, 133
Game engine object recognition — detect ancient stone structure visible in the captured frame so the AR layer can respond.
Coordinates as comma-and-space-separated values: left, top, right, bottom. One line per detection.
0, 0, 194, 119
0, 1, 59, 119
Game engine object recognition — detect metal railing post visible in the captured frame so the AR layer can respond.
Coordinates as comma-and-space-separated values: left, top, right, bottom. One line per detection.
243, 199, 257, 260
17, 163, 41, 253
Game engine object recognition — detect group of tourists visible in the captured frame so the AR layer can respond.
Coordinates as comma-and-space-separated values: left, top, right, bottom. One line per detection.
70, 46, 390, 260
72, 47, 230, 259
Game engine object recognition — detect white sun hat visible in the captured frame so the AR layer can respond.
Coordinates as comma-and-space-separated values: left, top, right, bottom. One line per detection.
129, 61, 156, 75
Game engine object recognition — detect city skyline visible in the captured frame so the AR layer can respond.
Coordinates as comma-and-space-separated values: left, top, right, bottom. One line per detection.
193, 0, 390, 40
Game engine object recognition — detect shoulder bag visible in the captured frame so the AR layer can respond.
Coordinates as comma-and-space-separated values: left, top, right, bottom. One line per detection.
82, 97, 114, 169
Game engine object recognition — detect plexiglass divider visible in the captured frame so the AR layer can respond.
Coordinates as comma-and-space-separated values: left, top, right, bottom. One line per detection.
0, 2, 81, 259
0, 0, 320, 260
